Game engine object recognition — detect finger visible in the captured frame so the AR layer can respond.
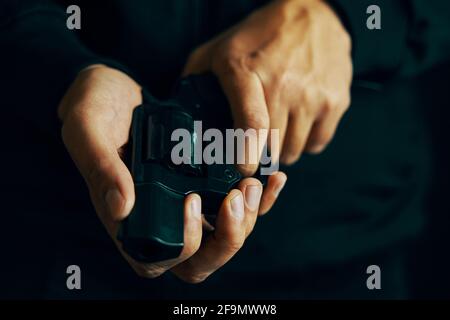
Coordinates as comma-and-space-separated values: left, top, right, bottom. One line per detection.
280, 108, 314, 165
259, 172, 287, 215
182, 22, 246, 76
214, 62, 269, 176
61, 118, 135, 224
177, 194, 203, 261
267, 106, 288, 166
171, 189, 246, 283
201, 215, 215, 232
305, 105, 347, 154
121, 193, 203, 278
182, 44, 212, 76
237, 178, 263, 237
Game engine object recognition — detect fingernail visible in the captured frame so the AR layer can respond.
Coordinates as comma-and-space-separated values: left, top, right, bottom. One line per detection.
105, 188, 124, 215
190, 196, 201, 220
230, 194, 244, 220
273, 176, 287, 198
245, 185, 262, 211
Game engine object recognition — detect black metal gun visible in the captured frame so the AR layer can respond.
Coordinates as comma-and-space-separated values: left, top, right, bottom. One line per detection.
117, 74, 268, 263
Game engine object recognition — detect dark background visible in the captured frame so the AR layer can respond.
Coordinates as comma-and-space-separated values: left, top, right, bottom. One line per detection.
408, 62, 450, 299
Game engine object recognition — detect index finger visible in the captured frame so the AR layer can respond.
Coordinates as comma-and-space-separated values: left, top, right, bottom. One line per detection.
214, 61, 270, 177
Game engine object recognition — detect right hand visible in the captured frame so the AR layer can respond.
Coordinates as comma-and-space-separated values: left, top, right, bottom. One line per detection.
58, 65, 287, 283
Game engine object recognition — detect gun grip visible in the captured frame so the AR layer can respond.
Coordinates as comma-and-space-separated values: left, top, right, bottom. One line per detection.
117, 182, 184, 263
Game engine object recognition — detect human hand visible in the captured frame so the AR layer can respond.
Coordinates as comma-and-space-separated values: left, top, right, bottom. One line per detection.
183, 0, 353, 174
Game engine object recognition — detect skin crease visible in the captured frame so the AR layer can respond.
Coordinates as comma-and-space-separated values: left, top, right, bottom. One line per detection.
58, 0, 351, 283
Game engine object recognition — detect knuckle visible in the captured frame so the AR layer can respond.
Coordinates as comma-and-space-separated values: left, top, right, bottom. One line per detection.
86, 166, 102, 186
187, 45, 208, 66
134, 264, 166, 279
341, 31, 352, 52
86, 159, 111, 187
267, 72, 287, 94
315, 129, 335, 147
246, 223, 256, 236
223, 37, 246, 58
238, 163, 259, 177
216, 54, 246, 75
323, 94, 341, 113
282, 140, 305, 164
178, 272, 209, 284
283, 151, 301, 165
341, 92, 351, 110
214, 42, 256, 76
283, 72, 301, 93
225, 238, 244, 253
323, 101, 338, 114
244, 109, 270, 130
322, 88, 352, 115
302, 87, 322, 112
276, 0, 304, 22
180, 239, 201, 260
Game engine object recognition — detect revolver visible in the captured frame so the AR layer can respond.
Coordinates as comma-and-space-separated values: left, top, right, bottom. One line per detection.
117, 74, 268, 263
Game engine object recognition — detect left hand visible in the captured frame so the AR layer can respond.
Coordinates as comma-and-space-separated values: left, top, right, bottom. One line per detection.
183, 0, 353, 175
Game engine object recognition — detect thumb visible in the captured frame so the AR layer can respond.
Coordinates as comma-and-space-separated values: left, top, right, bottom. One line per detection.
61, 117, 135, 224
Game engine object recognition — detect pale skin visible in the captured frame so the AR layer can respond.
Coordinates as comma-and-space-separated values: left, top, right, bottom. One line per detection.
58, 0, 352, 283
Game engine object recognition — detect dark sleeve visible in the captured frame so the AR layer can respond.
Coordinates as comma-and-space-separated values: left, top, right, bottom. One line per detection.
327, 0, 450, 80
0, 1, 127, 137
